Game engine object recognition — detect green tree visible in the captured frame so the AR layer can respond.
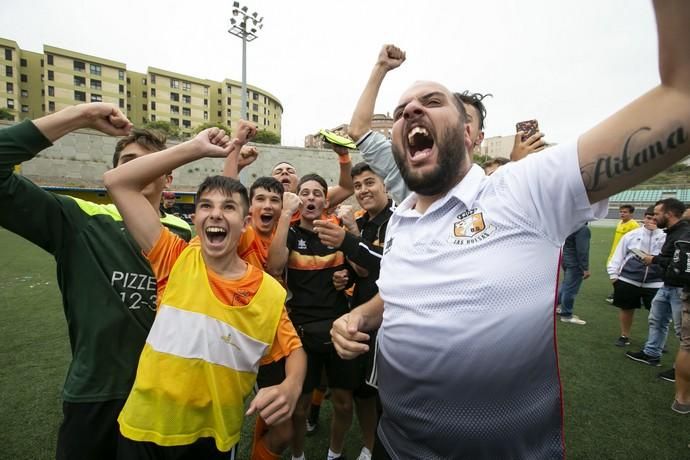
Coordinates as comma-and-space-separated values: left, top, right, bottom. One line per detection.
142, 120, 181, 139
253, 129, 280, 145
0, 108, 15, 121
193, 122, 229, 135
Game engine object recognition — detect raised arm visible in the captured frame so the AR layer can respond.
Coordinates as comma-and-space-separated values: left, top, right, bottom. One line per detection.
579, 0, 690, 203
349, 45, 406, 141
33, 103, 132, 142
266, 192, 301, 277
325, 145, 355, 208
104, 128, 235, 251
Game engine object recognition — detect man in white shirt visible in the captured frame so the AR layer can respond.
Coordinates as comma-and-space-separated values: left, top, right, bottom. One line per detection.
331, 2, 690, 458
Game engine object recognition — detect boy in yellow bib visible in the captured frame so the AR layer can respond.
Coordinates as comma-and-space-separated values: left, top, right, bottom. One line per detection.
104, 123, 304, 459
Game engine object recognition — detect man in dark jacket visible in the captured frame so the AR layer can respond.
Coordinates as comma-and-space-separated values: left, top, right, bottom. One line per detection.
558, 224, 591, 325
627, 198, 689, 375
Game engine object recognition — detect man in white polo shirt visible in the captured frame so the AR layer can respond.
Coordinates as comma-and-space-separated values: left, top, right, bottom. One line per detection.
331, 2, 690, 458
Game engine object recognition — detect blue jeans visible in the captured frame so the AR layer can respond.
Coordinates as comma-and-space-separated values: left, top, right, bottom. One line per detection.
643, 286, 683, 358
558, 266, 584, 318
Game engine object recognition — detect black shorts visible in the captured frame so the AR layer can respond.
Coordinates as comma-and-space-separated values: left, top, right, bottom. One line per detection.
256, 358, 286, 389
56, 399, 125, 460
117, 435, 237, 460
303, 347, 361, 394
353, 330, 378, 399
612, 280, 657, 310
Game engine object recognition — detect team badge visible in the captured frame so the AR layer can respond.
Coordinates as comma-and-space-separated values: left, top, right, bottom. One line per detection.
449, 208, 495, 245
297, 239, 307, 250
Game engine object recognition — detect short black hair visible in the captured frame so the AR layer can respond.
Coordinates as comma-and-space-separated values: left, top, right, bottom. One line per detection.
195, 175, 249, 216
655, 198, 686, 218
619, 204, 635, 213
298, 173, 328, 197
351, 161, 378, 179
250, 176, 283, 201
113, 129, 167, 168
644, 205, 655, 216
456, 91, 492, 131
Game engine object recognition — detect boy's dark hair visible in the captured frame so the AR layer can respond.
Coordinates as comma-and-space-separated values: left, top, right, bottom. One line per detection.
619, 204, 635, 213
250, 176, 284, 201
195, 175, 249, 216
298, 173, 328, 197
655, 198, 686, 218
112, 129, 167, 168
644, 205, 655, 216
351, 161, 377, 179
456, 91, 492, 131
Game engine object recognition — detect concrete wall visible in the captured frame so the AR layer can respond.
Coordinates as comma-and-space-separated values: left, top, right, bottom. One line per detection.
1, 120, 364, 191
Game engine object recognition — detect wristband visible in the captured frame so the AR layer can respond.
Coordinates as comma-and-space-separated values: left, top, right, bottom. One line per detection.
338, 154, 351, 164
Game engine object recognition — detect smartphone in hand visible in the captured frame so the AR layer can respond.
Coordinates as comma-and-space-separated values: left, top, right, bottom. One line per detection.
516, 119, 539, 141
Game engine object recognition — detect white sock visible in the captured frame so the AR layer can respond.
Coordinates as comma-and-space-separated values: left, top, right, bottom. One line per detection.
360, 446, 372, 457
327, 448, 342, 460
292, 454, 306, 460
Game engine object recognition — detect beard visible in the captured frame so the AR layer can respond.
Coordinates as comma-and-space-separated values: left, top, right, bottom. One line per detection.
392, 122, 468, 196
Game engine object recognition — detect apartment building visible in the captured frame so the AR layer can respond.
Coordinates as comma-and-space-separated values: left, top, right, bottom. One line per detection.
0, 37, 282, 138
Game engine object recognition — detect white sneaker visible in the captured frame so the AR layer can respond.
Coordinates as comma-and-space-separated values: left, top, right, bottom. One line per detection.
560, 315, 586, 325
356, 447, 372, 460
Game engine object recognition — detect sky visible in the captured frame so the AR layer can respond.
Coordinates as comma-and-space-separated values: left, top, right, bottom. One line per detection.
1, 0, 659, 147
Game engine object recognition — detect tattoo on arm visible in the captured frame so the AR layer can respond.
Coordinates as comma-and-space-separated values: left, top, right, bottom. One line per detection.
580, 126, 688, 192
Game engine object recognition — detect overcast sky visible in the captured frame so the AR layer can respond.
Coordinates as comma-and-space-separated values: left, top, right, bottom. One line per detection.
2, 0, 658, 146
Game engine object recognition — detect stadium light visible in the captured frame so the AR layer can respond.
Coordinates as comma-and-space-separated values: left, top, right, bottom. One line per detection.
228, 3, 264, 120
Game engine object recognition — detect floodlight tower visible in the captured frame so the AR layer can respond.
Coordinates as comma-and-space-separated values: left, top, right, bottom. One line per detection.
228, 2, 263, 120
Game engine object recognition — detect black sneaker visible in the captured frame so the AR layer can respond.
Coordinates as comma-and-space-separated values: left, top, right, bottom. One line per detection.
658, 368, 676, 382
615, 336, 630, 347
626, 350, 661, 366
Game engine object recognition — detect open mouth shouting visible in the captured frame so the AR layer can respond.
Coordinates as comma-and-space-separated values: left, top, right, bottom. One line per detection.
406, 125, 436, 165
205, 225, 228, 247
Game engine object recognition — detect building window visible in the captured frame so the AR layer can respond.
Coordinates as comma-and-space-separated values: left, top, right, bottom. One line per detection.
119, 98, 125, 108
151, 88, 156, 97
5, 82, 13, 94
182, 95, 191, 104
142, 104, 147, 111
170, 118, 179, 126
90, 79, 102, 90
227, 97, 232, 105
119, 84, 124, 94
264, 96, 267, 104
227, 109, 232, 116
182, 107, 191, 117
118, 69, 125, 80
150, 74, 156, 84
217, 111, 222, 117
151, 101, 156, 110
182, 120, 191, 129
203, 111, 208, 120
21, 74, 27, 82
90, 64, 101, 75
74, 60, 85, 72
21, 105, 28, 113
127, 103, 131, 112
182, 81, 191, 91
20, 89, 28, 98
141, 77, 146, 85
203, 87, 208, 96
170, 79, 179, 89
151, 114, 156, 121
47, 70, 54, 81
4, 48, 12, 60
253, 103, 258, 112
91, 94, 102, 102
252, 114, 259, 123
20, 58, 27, 67
6, 99, 14, 109
203, 98, 208, 106
74, 91, 86, 102
49, 101, 55, 112
47, 55, 53, 65
74, 75, 85, 87
170, 92, 179, 102
170, 105, 179, 114
5, 66, 13, 77
142, 91, 147, 98
218, 88, 222, 95
127, 77, 131, 84
252, 92, 259, 101
48, 86, 54, 97
127, 91, 131, 97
